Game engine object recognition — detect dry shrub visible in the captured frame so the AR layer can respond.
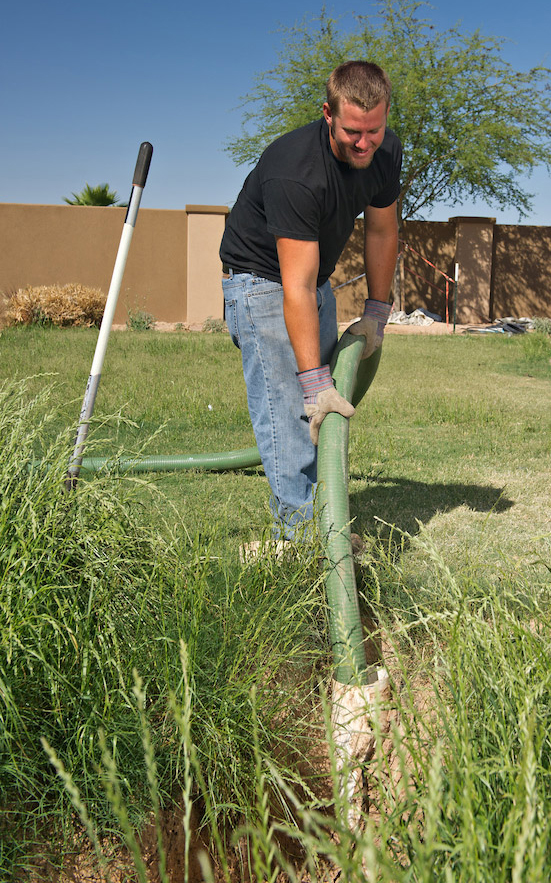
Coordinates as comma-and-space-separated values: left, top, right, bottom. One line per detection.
6, 283, 106, 327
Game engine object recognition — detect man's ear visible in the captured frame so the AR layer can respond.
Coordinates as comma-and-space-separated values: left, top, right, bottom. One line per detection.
322, 102, 333, 126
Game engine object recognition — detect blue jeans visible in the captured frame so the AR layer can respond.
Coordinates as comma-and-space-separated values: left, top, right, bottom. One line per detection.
223, 272, 338, 540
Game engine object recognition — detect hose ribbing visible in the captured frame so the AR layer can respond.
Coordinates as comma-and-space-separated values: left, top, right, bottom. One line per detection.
317, 333, 382, 685
80, 447, 261, 474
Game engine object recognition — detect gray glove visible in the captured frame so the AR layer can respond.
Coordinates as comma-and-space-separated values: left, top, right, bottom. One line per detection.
348, 299, 392, 358
298, 365, 355, 446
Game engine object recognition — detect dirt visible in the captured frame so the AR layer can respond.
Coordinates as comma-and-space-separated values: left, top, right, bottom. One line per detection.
26, 755, 345, 883
111, 320, 475, 336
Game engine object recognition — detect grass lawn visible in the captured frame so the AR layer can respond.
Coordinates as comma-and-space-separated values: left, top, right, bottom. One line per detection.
1, 324, 549, 569
1, 323, 551, 881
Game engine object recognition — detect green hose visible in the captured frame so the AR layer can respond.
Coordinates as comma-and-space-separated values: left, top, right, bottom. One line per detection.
317, 332, 382, 686
80, 446, 261, 474
77, 331, 381, 687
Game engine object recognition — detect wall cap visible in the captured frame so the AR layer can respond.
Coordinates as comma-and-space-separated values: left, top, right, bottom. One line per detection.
449, 216, 496, 224
185, 204, 229, 215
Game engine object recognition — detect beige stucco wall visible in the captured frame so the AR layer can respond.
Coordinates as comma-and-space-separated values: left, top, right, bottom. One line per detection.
399, 220, 456, 319
331, 218, 458, 322
1, 203, 549, 326
185, 206, 228, 325
491, 225, 551, 319
330, 222, 366, 321
0, 203, 228, 327
0, 203, 190, 326
451, 217, 495, 324
336, 216, 551, 323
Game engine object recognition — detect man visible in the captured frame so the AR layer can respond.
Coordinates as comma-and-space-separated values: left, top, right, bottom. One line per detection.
220, 60, 401, 541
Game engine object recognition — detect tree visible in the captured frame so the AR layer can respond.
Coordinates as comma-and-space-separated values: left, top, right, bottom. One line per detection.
63, 183, 127, 206
226, 1, 551, 226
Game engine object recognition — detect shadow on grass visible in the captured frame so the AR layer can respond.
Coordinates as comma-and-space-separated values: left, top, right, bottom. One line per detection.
349, 474, 513, 542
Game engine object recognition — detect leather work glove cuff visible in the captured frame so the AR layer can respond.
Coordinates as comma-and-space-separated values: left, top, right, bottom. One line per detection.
297, 365, 355, 446
362, 298, 392, 325
297, 364, 334, 403
348, 299, 393, 359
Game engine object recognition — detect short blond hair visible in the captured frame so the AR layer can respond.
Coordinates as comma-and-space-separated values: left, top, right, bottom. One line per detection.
326, 61, 391, 115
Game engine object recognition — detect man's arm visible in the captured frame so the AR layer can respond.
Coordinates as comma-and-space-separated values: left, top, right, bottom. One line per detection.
276, 236, 355, 445
363, 201, 399, 302
276, 237, 321, 372
347, 201, 398, 358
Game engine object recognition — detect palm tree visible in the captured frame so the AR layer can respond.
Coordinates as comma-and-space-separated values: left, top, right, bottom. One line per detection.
63, 183, 128, 206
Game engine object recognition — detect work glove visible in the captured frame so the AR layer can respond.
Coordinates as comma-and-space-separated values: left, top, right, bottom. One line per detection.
348, 299, 392, 359
297, 364, 355, 446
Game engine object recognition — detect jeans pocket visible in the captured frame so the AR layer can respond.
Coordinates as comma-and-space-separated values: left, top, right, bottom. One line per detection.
224, 297, 241, 349
249, 277, 282, 297
246, 279, 284, 327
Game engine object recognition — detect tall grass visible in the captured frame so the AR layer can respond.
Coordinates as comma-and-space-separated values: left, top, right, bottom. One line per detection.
225, 531, 551, 882
0, 328, 550, 879
0, 378, 331, 879
36, 529, 551, 881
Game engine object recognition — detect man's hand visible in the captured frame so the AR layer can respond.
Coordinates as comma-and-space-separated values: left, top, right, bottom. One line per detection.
348, 299, 392, 359
298, 365, 355, 445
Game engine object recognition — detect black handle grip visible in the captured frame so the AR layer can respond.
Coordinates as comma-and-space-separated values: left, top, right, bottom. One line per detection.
132, 142, 153, 188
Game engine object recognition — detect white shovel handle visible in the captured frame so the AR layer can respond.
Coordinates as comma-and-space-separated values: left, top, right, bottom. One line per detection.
66, 142, 153, 490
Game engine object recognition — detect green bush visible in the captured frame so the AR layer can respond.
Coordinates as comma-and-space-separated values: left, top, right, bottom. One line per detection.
532, 316, 551, 335
126, 308, 156, 330
202, 315, 227, 333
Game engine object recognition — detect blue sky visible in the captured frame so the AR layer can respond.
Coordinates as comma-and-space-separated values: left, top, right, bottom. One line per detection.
2, 0, 550, 224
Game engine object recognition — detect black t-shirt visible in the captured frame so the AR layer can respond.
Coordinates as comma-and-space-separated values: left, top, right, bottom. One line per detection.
220, 118, 402, 286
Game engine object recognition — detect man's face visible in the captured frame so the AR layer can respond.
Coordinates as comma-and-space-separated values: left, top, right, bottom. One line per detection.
323, 99, 389, 169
